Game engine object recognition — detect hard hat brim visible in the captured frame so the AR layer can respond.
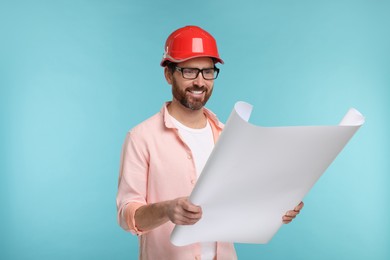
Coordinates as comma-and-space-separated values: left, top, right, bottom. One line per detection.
160, 54, 224, 67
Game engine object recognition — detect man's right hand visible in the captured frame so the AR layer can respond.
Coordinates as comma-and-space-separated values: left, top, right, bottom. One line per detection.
134, 197, 202, 232
166, 197, 203, 225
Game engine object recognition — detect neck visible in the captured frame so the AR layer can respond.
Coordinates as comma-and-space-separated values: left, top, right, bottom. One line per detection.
168, 100, 207, 129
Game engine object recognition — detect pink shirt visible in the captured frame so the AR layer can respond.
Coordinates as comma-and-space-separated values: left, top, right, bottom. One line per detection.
117, 103, 237, 260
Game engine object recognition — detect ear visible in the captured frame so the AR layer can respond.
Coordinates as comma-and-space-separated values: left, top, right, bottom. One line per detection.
164, 67, 173, 85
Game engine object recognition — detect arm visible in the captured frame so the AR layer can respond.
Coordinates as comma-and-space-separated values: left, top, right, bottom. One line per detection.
134, 197, 202, 232
282, 201, 304, 224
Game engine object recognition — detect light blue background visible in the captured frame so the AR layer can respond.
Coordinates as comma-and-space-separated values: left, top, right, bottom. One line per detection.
1, 0, 389, 259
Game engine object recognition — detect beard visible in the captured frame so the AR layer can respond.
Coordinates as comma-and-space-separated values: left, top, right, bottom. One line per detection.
171, 78, 213, 110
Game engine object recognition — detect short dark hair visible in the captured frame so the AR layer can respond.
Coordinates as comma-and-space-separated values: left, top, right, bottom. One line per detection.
166, 62, 177, 74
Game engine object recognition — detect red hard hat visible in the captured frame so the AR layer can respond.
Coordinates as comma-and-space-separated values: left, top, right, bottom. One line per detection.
160, 26, 224, 67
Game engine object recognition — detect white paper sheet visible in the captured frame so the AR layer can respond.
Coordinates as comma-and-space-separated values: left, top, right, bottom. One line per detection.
170, 101, 365, 246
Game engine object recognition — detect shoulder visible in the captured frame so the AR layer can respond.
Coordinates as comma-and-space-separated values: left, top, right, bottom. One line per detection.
121, 111, 165, 156
129, 111, 164, 138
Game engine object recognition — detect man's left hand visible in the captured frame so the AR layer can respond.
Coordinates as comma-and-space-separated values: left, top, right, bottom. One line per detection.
282, 201, 304, 224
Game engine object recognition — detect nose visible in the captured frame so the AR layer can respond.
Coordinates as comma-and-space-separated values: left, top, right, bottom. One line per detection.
193, 72, 206, 87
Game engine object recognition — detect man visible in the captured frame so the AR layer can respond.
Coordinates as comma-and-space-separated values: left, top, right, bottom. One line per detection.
116, 25, 304, 260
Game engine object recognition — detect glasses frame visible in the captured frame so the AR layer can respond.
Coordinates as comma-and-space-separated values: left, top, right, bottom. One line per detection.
175, 66, 220, 80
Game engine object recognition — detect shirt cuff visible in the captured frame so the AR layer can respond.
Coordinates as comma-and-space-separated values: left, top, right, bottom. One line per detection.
124, 202, 146, 235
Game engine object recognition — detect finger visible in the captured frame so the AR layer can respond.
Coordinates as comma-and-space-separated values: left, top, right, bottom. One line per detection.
175, 200, 202, 220
174, 215, 201, 225
170, 210, 200, 225
181, 209, 202, 220
294, 201, 304, 212
282, 215, 294, 224
173, 211, 202, 225
181, 200, 202, 214
285, 210, 298, 218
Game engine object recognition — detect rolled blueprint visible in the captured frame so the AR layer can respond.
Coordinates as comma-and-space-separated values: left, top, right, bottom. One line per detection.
171, 101, 365, 246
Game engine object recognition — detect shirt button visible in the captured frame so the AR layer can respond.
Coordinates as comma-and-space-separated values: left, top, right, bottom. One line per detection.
191, 179, 196, 184
187, 154, 192, 159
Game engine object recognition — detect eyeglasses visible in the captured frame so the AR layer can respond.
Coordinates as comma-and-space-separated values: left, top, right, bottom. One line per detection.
175, 66, 220, 80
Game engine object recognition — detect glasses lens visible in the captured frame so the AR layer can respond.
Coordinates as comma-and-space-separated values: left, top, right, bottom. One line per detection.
182, 68, 198, 79
202, 68, 216, 80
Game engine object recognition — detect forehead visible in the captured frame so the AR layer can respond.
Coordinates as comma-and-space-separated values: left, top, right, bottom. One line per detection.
178, 57, 214, 68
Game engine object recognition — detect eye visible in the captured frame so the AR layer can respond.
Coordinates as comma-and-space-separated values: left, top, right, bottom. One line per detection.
203, 69, 214, 75
183, 68, 198, 74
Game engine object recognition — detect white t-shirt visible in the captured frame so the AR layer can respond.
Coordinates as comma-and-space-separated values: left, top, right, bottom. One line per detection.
171, 116, 216, 260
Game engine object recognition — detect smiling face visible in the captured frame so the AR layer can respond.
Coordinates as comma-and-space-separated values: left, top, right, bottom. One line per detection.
165, 57, 215, 111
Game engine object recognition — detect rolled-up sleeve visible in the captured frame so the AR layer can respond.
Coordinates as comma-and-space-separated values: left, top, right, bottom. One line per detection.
116, 131, 148, 235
